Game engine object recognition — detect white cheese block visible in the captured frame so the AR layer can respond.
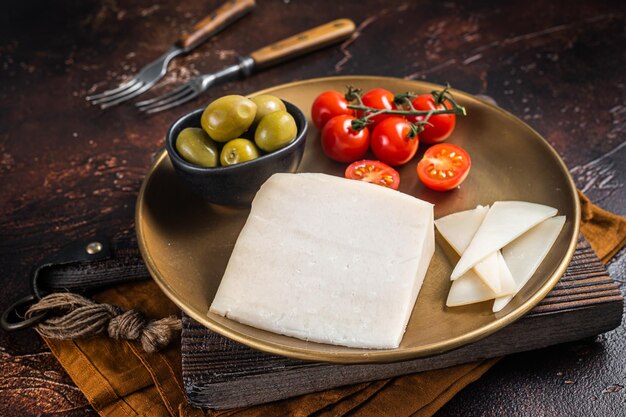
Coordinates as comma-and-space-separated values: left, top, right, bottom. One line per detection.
450, 201, 557, 280
209, 173, 435, 349
493, 216, 566, 312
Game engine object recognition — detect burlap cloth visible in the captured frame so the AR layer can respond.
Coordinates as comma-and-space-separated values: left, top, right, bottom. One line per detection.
42, 192, 626, 416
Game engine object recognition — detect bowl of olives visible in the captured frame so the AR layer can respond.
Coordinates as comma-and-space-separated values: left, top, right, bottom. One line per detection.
165, 94, 308, 207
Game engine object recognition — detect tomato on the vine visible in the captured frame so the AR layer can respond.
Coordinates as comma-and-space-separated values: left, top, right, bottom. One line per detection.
416, 143, 471, 191
345, 160, 400, 190
360, 88, 396, 127
311, 91, 354, 129
321, 115, 370, 163
370, 116, 419, 166
407, 94, 456, 144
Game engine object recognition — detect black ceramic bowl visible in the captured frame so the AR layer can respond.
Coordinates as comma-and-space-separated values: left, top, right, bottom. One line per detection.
165, 100, 308, 207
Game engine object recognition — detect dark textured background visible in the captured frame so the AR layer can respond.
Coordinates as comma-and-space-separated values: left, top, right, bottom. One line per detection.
0, 0, 624, 416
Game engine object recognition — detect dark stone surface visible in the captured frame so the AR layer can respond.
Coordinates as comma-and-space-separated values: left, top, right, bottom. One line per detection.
0, 0, 624, 415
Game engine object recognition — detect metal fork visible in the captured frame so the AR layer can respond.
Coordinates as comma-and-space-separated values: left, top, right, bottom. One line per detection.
86, 0, 255, 109
136, 18, 356, 114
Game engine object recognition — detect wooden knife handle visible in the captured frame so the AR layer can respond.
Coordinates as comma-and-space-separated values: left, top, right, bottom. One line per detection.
249, 19, 356, 69
177, 0, 255, 51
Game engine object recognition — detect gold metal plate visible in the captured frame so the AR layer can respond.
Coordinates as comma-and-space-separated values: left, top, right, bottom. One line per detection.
136, 76, 580, 363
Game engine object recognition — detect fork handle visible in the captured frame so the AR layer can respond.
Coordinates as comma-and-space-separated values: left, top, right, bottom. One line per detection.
249, 19, 356, 69
177, 0, 256, 51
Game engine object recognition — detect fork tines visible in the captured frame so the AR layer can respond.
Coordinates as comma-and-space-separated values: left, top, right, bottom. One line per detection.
86, 46, 181, 109
135, 82, 200, 114
86, 79, 154, 109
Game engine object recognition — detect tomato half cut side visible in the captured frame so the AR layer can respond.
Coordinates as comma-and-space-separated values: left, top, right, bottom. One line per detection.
345, 160, 400, 190
416, 144, 471, 191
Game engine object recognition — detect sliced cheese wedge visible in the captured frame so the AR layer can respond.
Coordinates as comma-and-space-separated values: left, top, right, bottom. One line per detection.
447, 250, 518, 306
435, 206, 499, 292
450, 201, 558, 280
473, 253, 502, 292
447, 269, 495, 306
209, 173, 435, 349
435, 205, 489, 253
436, 206, 514, 295
496, 251, 517, 295
493, 216, 566, 312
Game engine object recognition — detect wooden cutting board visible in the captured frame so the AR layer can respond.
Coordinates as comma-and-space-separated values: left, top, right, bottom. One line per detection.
181, 236, 623, 410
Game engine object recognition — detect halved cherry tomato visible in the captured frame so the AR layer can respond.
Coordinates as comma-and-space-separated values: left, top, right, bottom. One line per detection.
416, 143, 471, 191
370, 116, 419, 166
345, 160, 400, 190
407, 94, 456, 144
360, 88, 396, 127
321, 115, 370, 163
311, 91, 354, 129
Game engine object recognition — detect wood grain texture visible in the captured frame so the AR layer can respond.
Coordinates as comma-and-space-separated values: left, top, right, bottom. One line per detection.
178, 0, 256, 50
0, 0, 624, 416
181, 237, 623, 409
249, 19, 356, 68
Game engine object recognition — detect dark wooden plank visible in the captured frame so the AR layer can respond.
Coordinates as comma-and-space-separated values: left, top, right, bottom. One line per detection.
184, 303, 623, 410
181, 238, 624, 409
546, 283, 619, 297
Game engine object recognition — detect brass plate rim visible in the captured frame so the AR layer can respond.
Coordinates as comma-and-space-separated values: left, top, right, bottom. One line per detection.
136, 75, 581, 364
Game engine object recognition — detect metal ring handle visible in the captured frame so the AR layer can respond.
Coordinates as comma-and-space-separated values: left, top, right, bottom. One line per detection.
1, 294, 47, 331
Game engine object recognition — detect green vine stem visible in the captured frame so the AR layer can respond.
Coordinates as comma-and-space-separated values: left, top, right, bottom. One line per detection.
344, 85, 466, 135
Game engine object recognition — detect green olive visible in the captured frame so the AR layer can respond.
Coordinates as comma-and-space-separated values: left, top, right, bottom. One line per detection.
220, 138, 260, 166
201, 95, 257, 142
254, 110, 298, 152
175, 127, 219, 167
250, 95, 286, 125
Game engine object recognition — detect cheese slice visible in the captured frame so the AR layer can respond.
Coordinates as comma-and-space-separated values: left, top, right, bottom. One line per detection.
447, 270, 495, 306
472, 253, 502, 292
435, 205, 490, 253
438, 206, 515, 305
493, 216, 566, 312
209, 173, 435, 349
450, 201, 557, 280
435, 206, 499, 292
436, 206, 515, 295
447, 251, 517, 306
496, 251, 517, 295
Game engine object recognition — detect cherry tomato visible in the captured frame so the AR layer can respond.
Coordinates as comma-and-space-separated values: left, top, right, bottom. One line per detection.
360, 88, 396, 127
416, 143, 471, 191
345, 160, 400, 190
311, 91, 354, 129
407, 94, 456, 144
321, 115, 370, 163
370, 117, 419, 166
